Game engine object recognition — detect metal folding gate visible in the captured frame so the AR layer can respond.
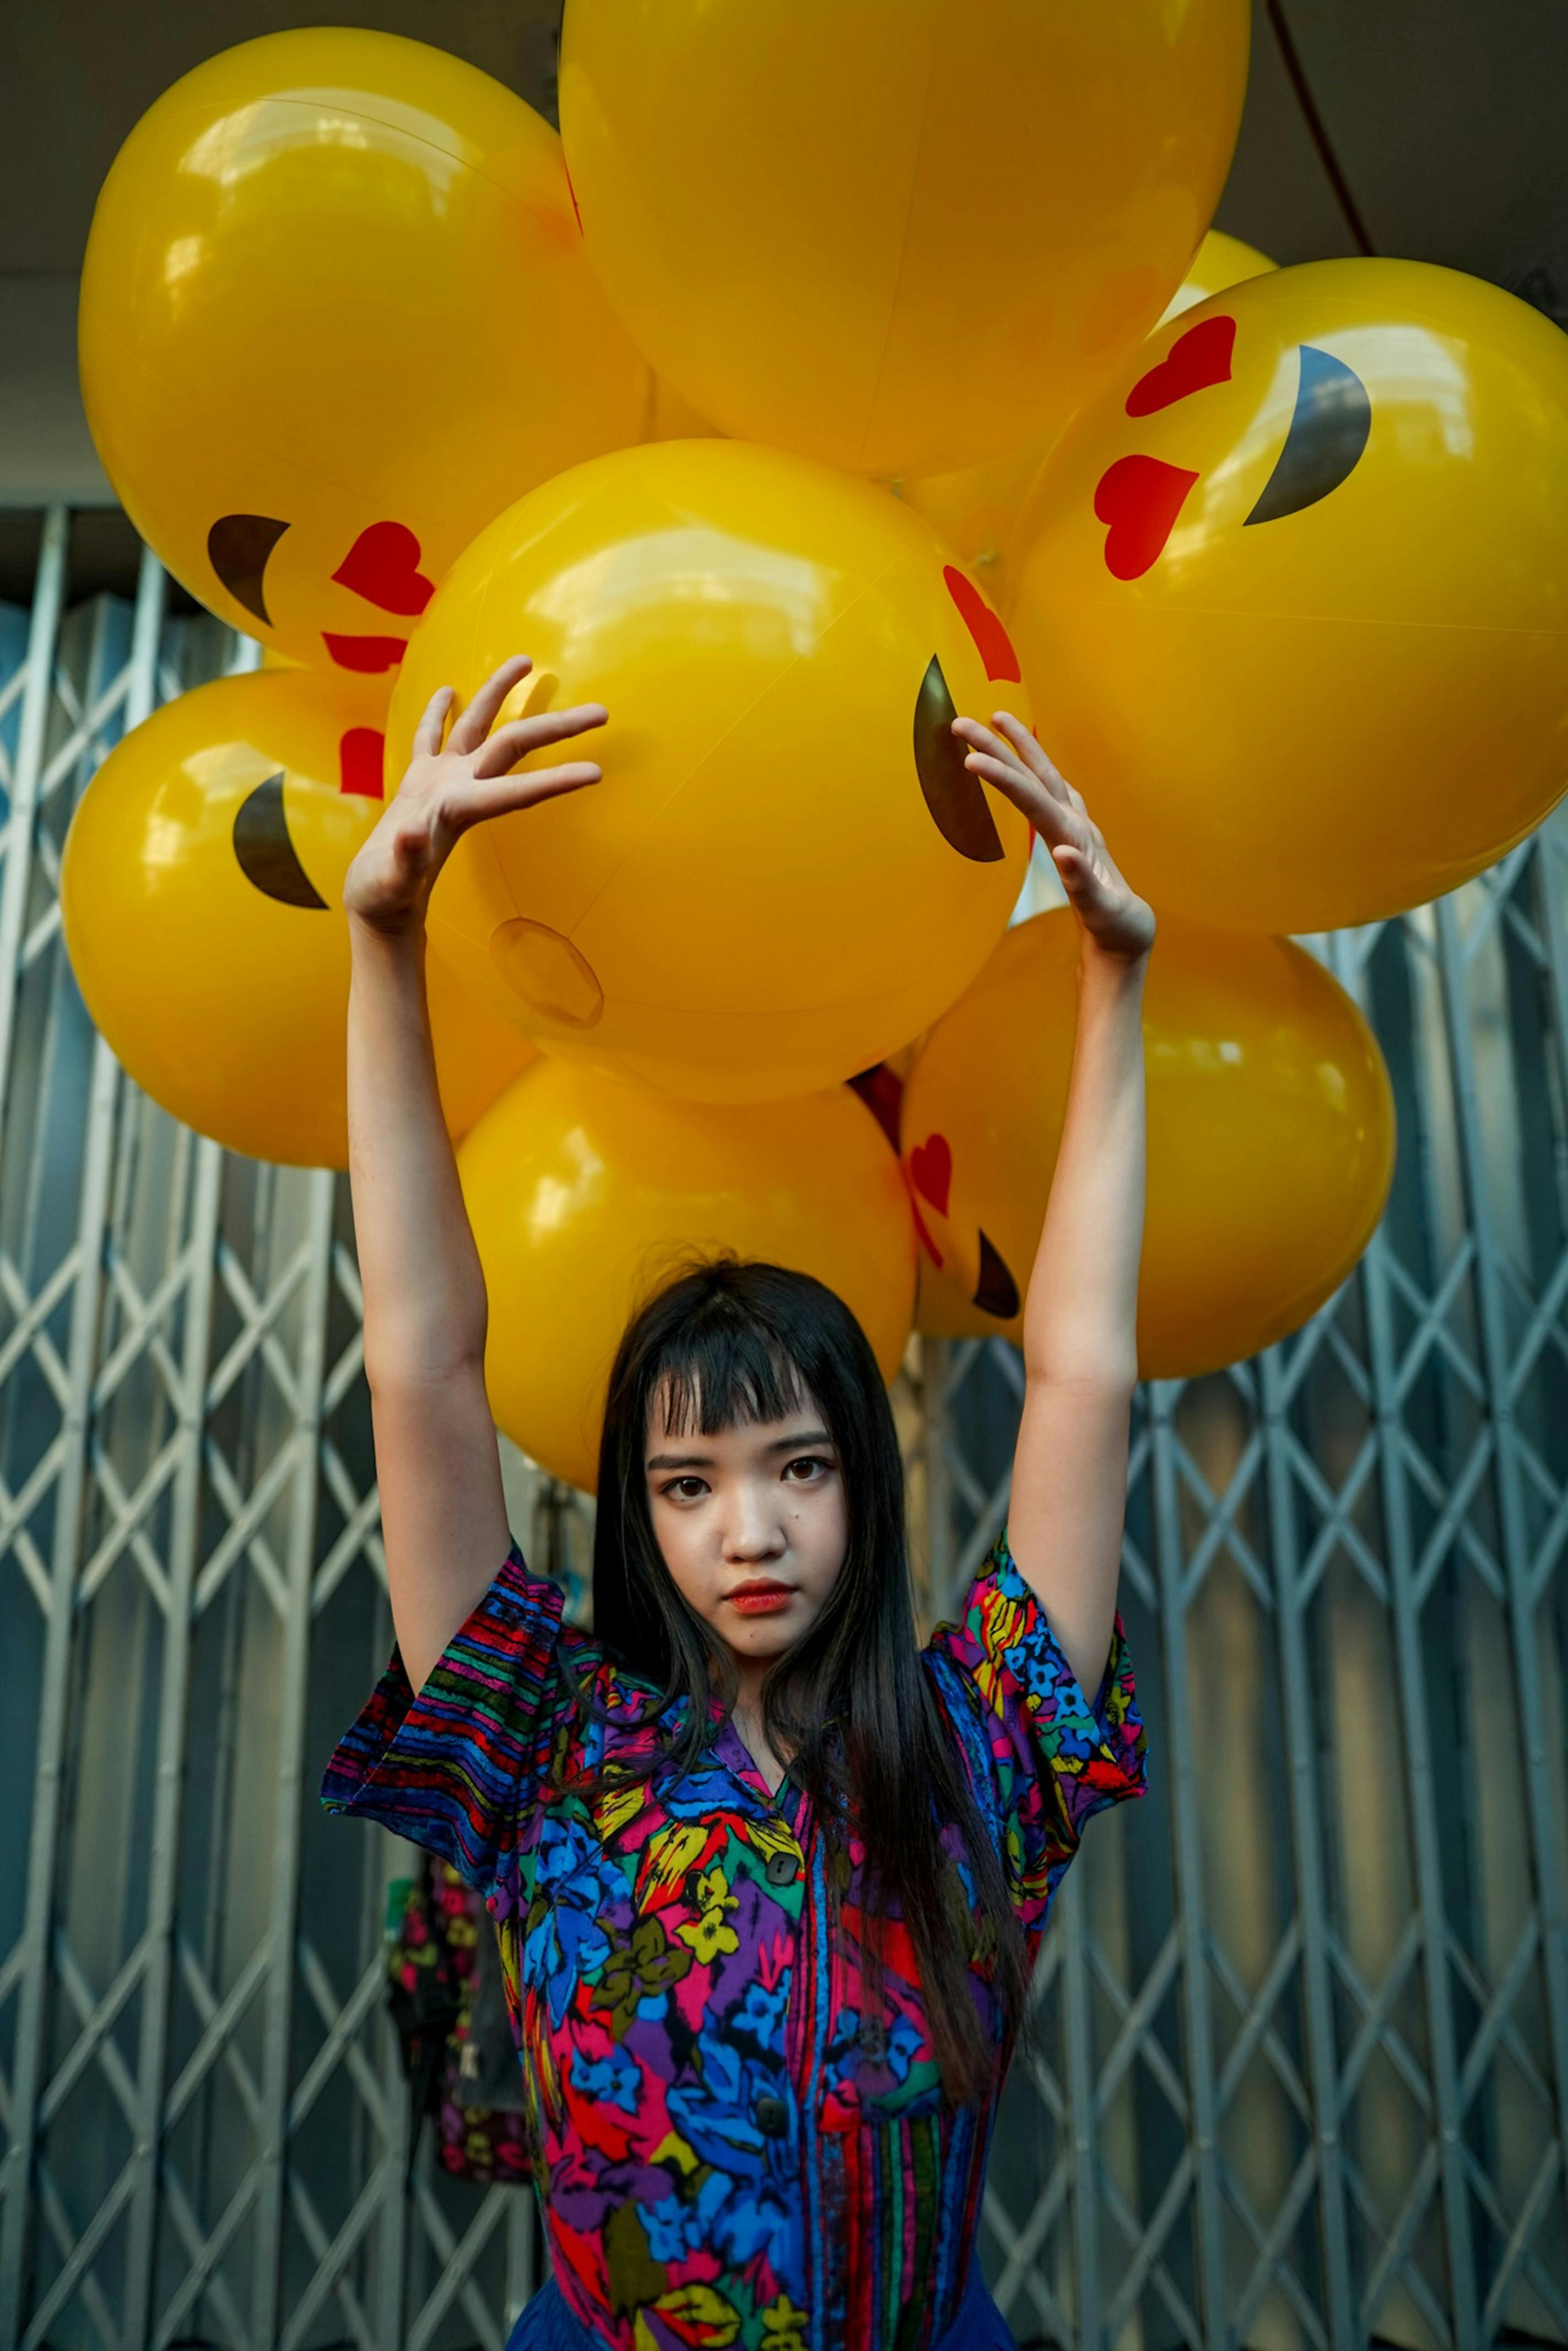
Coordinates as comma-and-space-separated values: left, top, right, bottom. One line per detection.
1, 511, 1564, 2350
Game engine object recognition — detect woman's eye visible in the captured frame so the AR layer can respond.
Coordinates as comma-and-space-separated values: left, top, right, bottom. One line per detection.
667, 1476, 708, 1501
783, 1456, 829, 1483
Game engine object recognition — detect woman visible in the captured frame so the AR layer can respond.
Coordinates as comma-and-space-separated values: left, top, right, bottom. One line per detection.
322, 657, 1154, 2349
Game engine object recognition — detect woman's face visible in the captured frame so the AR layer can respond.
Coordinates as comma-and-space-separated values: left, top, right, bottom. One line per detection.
644, 1387, 849, 1670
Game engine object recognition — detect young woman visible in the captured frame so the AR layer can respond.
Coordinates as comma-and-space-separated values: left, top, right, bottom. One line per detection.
321, 656, 1154, 2351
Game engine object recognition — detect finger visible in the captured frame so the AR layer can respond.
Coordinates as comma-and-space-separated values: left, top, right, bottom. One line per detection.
991, 711, 1073, 806
448, 761, 603, 830
471, 702, 609, 780
949, 713, 1023, 769
412, 686, 455, 761
447, 654, 534, 755
963, 750, 1084, 842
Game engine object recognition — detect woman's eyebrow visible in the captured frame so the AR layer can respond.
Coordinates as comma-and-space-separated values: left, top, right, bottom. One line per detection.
645, 1428, 834, 1471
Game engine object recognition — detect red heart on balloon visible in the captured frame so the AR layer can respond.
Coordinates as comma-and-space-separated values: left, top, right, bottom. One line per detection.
332, 521, 435, 618
1094, 455, 1200, 581
1125, 315, 1236, 417
909, 1132, 953, 1217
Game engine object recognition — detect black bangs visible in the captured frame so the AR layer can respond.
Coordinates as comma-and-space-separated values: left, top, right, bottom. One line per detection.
646, 1294, 812, 1444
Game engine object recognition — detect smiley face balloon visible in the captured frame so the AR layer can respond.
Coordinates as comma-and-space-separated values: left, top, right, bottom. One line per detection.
560, 0, 1248, 480
61, 669, 534, 1166
392, 439, 1033, 1102
460, 1058, 916, 1493
79, 30, 649, 672
896, 230, 1277, 608
1009, 259, 1568, 934
901, 909, 1394, 1376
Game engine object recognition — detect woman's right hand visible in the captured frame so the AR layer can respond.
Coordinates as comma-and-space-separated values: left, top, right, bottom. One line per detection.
343, 654, 607, 937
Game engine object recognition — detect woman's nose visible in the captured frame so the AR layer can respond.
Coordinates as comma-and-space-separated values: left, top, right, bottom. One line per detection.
722, 1485, 785, 1559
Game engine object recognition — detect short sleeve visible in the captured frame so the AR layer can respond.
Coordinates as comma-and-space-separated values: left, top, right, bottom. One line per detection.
926, 1527, 1146, 1938
320, 1540, 566, 1893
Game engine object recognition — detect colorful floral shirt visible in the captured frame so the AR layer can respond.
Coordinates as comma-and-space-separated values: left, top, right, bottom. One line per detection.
321, 1530, 1145, 2351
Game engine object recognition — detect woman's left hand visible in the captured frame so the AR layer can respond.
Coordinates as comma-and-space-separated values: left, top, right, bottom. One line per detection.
952, 710, 1155, 964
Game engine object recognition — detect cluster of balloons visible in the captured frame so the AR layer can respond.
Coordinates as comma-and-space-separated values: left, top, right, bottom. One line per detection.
63, 9, 1568, 1487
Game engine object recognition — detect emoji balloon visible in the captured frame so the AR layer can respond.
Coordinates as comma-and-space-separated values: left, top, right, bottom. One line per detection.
1009, 259, 1568, 933
459, 1060, 917, 1492
61, 669, 534, 1166
79, 29, 649, 671
393, 439, 1034, 1102
896, 230, 1277, 607
901, 910, 1394, 1375
560, 0, 1248, 479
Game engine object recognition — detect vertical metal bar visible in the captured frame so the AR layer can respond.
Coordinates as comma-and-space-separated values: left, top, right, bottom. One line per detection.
251, 1168, 338, 2348
1058, 1868, 1102, 2351
923, 1338, 956, 1624
122, 1119, 225, 2342
0, 510, 113, 2343
1434, 891, 1568, 2220
1258, 1343, 1356, 2348
1147, 1380, 1229, 2349
0, 1033, 122, 2334
1356, 1159, 1479, 2339
0, 507, 68, 1131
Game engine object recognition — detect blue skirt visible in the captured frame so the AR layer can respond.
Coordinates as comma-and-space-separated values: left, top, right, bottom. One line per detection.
506, 2258, 1017, 2348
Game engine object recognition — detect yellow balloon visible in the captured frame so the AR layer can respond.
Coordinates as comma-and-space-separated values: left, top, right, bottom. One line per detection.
79, 29, 649, 671
897, 230, 1277, 608
393, 440, 1033, 1102
459, 1061, 917, 1492
1156, 228, 1276, 326
901, 910, 1394, 1377
61, 670, 534, 1166
913, 1257, 999, 1344
559, 0, 1249, 480
1009, 259, 1568, 933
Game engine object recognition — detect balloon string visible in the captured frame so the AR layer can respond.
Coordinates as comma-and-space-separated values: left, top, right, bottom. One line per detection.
1266, 0, 1377, 259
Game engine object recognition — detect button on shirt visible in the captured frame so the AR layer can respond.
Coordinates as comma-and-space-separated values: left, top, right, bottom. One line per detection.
321, 1528, 1145, 2351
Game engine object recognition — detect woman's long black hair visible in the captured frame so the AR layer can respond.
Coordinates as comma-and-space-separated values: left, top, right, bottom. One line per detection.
578, 1256, 1030, 2106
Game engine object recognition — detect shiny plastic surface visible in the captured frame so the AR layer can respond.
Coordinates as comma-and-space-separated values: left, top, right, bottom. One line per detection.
897, 229, 1276, 608
394, 439, 1032, 1102
458, 1061, 917, 1491
79, 29, 649, 668
1009, 258, 1568, 932
901, 910, 1394, 1376
60, 670, 534, 1166
559, 0, 1248, 480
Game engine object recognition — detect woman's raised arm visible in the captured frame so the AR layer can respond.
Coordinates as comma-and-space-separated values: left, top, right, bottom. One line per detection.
344, 657, 606, 1692
949, 712, 1154, 1696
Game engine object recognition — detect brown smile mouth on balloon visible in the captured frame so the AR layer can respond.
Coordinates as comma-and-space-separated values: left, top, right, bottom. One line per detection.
233, 774, 327, 909
972, 1231, 1020, 1320
912, 657, 1005, 861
